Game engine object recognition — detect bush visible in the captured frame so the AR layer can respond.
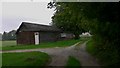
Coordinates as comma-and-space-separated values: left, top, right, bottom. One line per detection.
86, 39, 120, 66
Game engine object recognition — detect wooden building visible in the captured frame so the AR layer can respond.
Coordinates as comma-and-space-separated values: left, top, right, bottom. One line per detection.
16, 22, 74, 45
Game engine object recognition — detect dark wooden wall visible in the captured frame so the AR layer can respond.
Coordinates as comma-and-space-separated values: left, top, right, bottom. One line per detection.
17, 31, 74, 45
17, 31, 35, 45
39, 31, 61, 42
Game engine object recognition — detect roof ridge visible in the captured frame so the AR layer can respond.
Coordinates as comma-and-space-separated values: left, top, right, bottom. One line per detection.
22, 22, 52, 27
16, 22, 62, 33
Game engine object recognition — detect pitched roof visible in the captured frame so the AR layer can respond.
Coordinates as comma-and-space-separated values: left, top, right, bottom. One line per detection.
16, 22, 61, 33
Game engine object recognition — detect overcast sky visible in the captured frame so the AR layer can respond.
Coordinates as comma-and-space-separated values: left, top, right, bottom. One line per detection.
1, 1, 54, 33
1, 0, 119, 33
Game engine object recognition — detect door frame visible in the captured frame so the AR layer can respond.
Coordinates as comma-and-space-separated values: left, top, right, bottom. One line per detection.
34, 32, 39, 45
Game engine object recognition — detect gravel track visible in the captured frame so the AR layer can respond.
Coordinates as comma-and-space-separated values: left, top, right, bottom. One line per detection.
1, 42, 100, 67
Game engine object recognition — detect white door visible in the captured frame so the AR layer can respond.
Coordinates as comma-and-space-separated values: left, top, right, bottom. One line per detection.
34, 32, 39, 45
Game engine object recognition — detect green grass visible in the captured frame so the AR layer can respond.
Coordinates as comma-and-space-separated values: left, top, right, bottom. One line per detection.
2, 39, 81, 51
0, 40, 16, 49
66, 56, 81, 68
86, 39, 96, 55
2, 37, 90, 51
2, 40, 16, 47
0, 40, 16, 50
2, 51, 51, 67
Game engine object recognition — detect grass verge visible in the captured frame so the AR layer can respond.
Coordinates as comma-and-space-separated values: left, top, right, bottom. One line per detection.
86, 39, 96, 55
2, 51, 51, 67
65, 56, 81, 68
2, 37, 90, 51
2, 39, 81, 51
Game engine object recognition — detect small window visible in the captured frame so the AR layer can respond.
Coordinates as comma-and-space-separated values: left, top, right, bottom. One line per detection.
61, 33, 66, 37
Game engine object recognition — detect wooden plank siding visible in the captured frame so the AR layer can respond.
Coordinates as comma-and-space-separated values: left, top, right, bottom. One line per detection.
17, 31, 35, 45
39, 31, 61, 43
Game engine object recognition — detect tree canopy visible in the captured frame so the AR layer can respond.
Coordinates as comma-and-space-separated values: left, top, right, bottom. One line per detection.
2, 30, 16, 40
48, 2, 120, 66
48, 2, 86, 39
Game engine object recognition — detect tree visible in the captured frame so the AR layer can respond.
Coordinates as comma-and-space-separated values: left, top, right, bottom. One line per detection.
2, 31, 8, 40
81, 3, 120, 66
0, 33, 2, 40
2, 30, 16, 40
48, 2, 86, 39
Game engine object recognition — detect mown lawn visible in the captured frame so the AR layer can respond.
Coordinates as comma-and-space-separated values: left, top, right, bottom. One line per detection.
66, 56, 81, 68
2, 39, 81, 51
2, 40, 16, 47
0, 40, 16, 50
2, 37, 90, 51
2, 51, 51, 67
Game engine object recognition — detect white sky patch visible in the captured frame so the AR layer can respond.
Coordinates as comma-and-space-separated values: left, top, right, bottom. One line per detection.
0, 2, 2, 33
1, 0, 52, 2
2, 2, 55, 33
1, 0, 120, 2
55, 0, 120, 2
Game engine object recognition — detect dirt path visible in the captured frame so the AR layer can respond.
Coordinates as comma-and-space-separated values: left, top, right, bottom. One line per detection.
1, 42, 100, 67
71, 42, 100, 66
